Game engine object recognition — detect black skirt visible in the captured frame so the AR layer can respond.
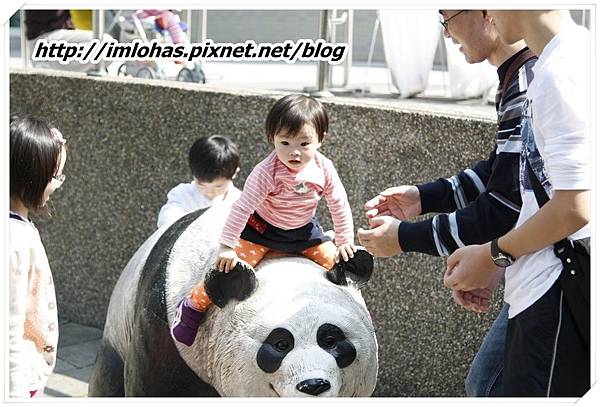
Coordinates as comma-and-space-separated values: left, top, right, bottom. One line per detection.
240, 211, 331, 253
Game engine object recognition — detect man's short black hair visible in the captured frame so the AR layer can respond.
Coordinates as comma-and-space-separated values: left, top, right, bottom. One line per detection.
188, 135, 240, 182
265, 94, 329, 143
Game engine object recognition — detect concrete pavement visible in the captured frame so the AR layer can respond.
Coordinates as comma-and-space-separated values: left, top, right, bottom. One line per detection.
45, 319, 102, 398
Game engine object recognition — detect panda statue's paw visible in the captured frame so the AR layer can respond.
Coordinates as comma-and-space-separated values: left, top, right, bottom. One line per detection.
326, 248, 374, 288
204, 262, 257, 308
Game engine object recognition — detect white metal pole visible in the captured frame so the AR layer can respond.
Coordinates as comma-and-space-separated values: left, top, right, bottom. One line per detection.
20, 10, 30, 68
313, 10, 333, 97
88, 9, 107, 76
343, 9, 353, 88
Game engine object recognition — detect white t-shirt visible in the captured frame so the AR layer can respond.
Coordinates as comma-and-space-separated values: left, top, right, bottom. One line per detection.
504, 22, 591, 318
157, 181, 241, 228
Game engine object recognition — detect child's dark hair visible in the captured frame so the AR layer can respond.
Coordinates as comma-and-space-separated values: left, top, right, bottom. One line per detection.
189, 135, 240, 182
10, 115, 65, 213
265, 94, 329, 143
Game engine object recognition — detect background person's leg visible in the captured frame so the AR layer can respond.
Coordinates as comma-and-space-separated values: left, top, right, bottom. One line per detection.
464, 303, 508, 396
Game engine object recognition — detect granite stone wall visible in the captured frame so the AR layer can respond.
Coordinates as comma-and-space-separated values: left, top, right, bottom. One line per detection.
10, 69, 501, 397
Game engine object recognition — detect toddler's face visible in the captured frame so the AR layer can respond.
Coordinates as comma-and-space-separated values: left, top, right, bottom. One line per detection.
195, 177, 232, 200
273, 123, 321, 171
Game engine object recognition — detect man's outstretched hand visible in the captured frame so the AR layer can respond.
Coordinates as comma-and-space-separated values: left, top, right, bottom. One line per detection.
364, 185, 422, 221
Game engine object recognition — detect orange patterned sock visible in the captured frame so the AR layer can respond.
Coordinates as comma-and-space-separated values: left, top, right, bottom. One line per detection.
236, 239, 269, 268
189, 282, 212, 312
301, 241, 337, 270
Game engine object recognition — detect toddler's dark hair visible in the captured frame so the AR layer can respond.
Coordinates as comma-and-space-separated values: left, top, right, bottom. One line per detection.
265, 94, 329, 143
189, 135, 240, 182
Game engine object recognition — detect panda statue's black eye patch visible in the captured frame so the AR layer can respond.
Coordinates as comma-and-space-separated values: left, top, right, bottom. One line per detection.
317, 323, 356, 368
257, 328, 295, 373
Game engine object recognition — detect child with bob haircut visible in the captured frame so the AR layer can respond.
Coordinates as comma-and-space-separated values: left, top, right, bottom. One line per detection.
157, 135, 241, 228
9, 115, 68, 397
171, 94, 373, 346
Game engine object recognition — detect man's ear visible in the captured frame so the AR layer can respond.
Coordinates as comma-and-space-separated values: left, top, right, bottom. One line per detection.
232, 167, 241, 180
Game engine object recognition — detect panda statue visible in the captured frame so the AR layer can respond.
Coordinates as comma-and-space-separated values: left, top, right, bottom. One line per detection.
88, 201, 378, 397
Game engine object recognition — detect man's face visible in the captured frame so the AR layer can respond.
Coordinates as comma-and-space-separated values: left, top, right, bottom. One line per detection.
487, 10, 523, 45
440, 10, 491, 64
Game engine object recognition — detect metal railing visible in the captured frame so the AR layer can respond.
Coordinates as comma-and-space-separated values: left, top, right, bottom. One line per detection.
309, 9, 360, 97
87, 10, 357, 96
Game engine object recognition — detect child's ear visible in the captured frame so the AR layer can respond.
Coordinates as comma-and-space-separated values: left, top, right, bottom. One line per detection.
319, 132, 326, 148
232, 167, 241, 179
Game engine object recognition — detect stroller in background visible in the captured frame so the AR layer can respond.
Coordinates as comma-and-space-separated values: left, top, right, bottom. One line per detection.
116, 11, 205, 83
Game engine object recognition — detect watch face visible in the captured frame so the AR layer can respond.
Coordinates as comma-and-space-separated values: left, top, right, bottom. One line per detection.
494, 257, 512, 268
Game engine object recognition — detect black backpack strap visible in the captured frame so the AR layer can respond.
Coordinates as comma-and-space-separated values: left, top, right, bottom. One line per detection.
525, 158, 573, 252
524, 157, 550, 207
500, 49, 536, 102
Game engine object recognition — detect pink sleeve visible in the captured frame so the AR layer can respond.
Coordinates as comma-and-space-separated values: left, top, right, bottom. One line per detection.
322, 159, 354, 246
135, 9, 159, 18
220, 163, 273, 248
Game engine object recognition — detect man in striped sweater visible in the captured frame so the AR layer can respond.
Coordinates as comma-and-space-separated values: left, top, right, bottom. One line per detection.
358, 10, 536, 397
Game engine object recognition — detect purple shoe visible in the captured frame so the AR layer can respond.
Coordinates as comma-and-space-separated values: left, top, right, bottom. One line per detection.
170, 298, 206, 346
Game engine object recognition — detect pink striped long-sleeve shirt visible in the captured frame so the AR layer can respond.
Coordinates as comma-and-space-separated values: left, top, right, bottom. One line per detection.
221, 150, 353, 248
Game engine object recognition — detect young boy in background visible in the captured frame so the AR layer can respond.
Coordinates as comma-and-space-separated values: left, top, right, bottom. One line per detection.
157, 135, 241, 228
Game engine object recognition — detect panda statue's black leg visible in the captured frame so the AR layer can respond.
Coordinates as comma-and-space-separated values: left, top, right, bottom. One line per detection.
125, 308, 220, 396
88, 340, 125, 396
204, 262, 258, 308
326, 248, 374, 288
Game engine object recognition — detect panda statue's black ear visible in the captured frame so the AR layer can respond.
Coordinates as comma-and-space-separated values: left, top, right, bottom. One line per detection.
204, 263, 258, 308
326, 265, 348, 286
327, 249, 374, 288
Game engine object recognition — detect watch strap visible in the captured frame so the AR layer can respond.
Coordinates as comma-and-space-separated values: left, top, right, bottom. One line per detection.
491, 238, 515, 262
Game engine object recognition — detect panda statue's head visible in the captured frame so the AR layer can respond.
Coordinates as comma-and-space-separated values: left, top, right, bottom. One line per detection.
175, 255, 378, 397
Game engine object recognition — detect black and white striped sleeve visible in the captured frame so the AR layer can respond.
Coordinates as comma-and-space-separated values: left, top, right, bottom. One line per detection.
416, 152, 493, 215
397, 56, 535, 257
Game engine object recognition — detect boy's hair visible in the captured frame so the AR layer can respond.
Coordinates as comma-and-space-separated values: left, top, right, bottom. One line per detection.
265, 94, 329, 143
10, 115, 64, 212
189, 135, 240, 182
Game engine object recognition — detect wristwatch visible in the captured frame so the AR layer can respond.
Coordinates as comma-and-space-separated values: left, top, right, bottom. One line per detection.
491, 238, 515, 268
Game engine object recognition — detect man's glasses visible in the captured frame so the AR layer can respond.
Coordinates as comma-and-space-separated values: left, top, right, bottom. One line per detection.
440, 10, 466, 31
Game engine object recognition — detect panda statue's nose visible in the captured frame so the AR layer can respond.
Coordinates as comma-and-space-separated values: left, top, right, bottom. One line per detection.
296, 378, 331, 396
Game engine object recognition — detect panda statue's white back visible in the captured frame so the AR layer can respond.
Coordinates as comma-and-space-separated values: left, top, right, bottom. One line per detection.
89, 201, 378, 397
